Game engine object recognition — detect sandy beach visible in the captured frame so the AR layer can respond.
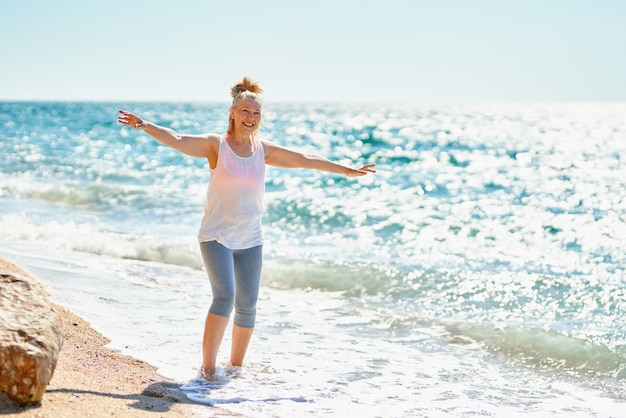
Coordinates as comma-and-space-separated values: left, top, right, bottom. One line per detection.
0, 258, 228, 418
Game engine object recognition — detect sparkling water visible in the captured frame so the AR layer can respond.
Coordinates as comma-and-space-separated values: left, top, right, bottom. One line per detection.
1, 101, 625, 416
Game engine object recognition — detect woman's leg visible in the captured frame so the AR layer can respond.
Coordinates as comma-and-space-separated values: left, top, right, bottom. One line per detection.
231, 245, 263, 367
202, 313, 229, 375
231, 325, 254, 367
199, 241, 235, 375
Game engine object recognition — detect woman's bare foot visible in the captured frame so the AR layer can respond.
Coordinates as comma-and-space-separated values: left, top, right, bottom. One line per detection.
198, 364, 215, 380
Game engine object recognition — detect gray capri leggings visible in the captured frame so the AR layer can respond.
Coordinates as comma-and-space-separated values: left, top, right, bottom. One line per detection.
199, 240, 263, 328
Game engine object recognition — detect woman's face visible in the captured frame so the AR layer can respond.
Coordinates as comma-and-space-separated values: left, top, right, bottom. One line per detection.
231, 97, 262, 136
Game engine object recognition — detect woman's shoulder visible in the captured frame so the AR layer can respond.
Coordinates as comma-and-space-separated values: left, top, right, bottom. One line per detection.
193, 133, 222, 150
201, 133, 222, 142
181, 132, 221, 142
260, 139, 280, 151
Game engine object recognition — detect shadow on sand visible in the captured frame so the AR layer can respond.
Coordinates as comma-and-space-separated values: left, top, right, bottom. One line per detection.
0, 381, 196, 416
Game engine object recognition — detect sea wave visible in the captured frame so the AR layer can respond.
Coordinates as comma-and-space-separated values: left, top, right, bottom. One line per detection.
1, 175, 144, 209
443, 321, 626, 375
0, 213, 203, 269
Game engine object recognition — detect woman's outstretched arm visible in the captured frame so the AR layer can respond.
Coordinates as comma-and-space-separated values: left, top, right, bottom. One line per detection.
118, 110, 218, 162
262, 140, 376, 177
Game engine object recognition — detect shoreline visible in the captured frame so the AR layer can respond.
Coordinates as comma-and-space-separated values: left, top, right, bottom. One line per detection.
0, 257, 225, 418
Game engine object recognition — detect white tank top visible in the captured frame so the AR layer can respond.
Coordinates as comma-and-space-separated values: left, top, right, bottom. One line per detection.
198, 136, 265, 249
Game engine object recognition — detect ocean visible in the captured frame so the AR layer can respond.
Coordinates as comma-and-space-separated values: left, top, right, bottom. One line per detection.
1, 101, 625, 417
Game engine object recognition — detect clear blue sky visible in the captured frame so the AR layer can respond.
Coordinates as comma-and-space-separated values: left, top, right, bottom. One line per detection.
1, 0, 625, 103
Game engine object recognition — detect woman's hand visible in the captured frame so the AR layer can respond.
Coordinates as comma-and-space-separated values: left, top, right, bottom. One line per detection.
118, 110, 147, 130
345, 163, 377, 177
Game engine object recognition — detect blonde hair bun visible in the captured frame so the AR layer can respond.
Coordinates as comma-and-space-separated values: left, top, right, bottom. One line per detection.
231, 76, 264, 99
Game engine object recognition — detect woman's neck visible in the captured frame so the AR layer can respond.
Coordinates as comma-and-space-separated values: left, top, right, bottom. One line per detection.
226, 133, 256, 157
227, 131, 256, 145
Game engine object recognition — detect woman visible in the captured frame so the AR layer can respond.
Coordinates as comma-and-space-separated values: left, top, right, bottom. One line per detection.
117, 77, 375, 379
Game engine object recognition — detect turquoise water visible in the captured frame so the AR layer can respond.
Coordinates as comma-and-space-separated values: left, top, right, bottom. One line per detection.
1, 101, 625, 416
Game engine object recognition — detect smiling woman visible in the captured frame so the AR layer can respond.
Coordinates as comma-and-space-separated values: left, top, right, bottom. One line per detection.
117, 76, 375, 381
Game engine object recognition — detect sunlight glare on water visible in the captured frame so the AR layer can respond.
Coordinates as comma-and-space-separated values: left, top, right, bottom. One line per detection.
1, 101, 626, 416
